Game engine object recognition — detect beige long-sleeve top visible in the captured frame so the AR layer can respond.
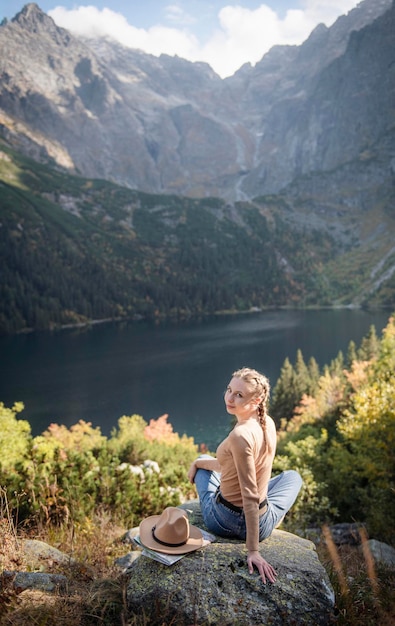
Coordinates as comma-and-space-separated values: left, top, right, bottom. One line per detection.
216, 416, 276, 551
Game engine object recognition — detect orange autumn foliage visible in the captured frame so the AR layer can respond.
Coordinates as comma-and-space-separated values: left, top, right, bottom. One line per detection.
144, 414, 179, 444
343, 360, 370, 391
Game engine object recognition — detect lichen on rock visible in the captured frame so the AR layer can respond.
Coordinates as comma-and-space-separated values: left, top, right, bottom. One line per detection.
126, 502, 335, 625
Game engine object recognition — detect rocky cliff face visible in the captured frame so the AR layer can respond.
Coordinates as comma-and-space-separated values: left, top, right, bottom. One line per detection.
233, 0, 395, 196
0, 0, 393, 200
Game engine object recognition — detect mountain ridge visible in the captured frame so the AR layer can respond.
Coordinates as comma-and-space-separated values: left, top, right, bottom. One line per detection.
0, 0, 393, 199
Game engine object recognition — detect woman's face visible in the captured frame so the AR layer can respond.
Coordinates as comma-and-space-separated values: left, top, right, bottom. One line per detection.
224, 376, 259, 421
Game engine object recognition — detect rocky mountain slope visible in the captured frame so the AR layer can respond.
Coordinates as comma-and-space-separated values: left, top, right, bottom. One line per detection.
0, 0, 394, 332
0, 0, 393, 200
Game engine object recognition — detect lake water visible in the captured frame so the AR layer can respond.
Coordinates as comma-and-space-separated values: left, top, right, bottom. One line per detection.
0, 309, 391, 449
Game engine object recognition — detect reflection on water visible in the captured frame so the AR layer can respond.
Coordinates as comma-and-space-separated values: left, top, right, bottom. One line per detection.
0, 309, 391, 449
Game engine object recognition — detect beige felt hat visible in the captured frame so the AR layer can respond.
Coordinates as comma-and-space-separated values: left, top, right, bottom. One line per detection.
139, 507, 204, 554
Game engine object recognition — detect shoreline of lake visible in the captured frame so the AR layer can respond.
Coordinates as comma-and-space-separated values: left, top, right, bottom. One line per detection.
10, 303, 393, 337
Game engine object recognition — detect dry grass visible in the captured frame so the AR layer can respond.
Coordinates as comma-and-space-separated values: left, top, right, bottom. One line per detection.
0, 505, 130, 626
318, 526, 395, 626
1, 505, 395, 626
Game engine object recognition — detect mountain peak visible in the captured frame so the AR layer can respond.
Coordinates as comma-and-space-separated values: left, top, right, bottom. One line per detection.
12, 3, 56, 32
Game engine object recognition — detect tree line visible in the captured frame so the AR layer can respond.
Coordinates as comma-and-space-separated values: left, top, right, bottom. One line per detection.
0, 167, 339, 334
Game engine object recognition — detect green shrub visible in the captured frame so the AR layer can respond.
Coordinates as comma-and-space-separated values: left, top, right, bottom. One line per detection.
1, 316, 394, 543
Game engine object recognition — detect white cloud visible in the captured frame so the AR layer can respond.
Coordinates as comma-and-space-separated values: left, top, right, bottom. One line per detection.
49, 6, 140, 43
164, 3, 196, 27
49, 2, 359, 78
197, 4, 316, 77
300, 0, 360, 24
49, 5, 199, 58
197, 0, 359, 76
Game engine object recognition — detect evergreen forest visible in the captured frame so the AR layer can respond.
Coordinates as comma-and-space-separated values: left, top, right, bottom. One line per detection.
2, 138, 394, 335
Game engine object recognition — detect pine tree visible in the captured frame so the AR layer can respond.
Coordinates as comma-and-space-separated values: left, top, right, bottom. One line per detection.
270, 357, 297, 424
295, 349, 310, 396
271, 351, 322, 424
346, 340, 357, 368
325, 350, 344, 377
358, 324, 380, 361
307, 356, 320, 394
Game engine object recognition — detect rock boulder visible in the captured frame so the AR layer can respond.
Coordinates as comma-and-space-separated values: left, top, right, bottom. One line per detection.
126, 501, 335, 625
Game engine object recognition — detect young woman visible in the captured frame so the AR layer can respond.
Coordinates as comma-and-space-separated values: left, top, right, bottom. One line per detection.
188, 367, 302, 584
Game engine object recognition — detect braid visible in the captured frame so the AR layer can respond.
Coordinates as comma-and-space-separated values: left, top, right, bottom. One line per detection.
232, 367, 270, 431
257, 399, 268, 431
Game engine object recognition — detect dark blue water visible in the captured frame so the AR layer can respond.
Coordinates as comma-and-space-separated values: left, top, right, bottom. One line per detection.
0, 309, 391, 448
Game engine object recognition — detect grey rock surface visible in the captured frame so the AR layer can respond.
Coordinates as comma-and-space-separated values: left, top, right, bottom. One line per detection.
362, 539, 395, 568
1, 570, 68, 594
22, 539, 75, 566
0, 0, 393, 201
126, 502, 335, 625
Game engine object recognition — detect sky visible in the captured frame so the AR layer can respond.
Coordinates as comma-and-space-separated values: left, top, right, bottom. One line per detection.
2, 1, 361, 77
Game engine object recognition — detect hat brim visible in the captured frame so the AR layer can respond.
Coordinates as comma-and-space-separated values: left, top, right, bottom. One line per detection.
139, 513, 204, 554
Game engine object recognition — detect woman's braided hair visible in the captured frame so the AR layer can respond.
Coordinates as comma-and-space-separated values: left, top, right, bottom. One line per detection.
232, 367, 270, 431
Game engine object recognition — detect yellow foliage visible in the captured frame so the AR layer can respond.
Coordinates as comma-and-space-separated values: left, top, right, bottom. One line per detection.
33, 419, 106, 461
0, 402, 31, 470
338, 379, 395, 441
111, 414, 147, 441
282, 371, 345, 436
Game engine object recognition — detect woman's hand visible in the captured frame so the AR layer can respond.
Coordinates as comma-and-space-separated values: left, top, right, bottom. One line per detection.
187, 461, 197, 484
188, 456, 220, 483
247, 550, 277, 584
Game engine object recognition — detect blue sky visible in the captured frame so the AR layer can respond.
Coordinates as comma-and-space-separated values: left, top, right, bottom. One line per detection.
2, 1, 360, 76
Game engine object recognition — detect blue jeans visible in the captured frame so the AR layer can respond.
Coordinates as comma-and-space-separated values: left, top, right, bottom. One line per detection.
194, 455, 302, 542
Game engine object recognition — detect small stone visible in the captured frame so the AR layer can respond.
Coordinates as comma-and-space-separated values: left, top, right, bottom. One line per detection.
115, 551, 141, 571
2, 571, 68, 594
22, 539, 75, 566
362, 540, 395, 568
